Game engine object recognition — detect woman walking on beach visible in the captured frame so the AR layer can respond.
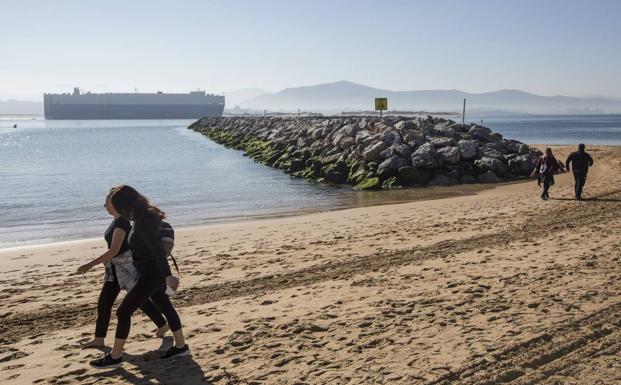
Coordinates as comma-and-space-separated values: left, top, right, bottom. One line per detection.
89, 185, 188, 369
534, 148, 560, 200
77, 187, 170, 349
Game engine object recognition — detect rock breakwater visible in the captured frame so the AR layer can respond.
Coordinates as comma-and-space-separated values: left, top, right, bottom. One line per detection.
189, 116, 540, 190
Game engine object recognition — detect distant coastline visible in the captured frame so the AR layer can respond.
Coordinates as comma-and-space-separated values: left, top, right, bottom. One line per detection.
4, 80, 621, 116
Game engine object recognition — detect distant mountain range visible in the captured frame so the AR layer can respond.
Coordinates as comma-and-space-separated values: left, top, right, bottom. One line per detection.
239, 81, 621, 114
223, 88, 270, 108
3, 82, 621, 115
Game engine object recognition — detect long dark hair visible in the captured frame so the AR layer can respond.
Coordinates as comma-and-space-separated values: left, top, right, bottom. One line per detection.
544, 147, 557, 162
110, 185, 165, 223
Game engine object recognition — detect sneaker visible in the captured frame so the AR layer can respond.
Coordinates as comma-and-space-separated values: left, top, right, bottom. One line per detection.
161, 344, 190, 359
89, 352, 123, 369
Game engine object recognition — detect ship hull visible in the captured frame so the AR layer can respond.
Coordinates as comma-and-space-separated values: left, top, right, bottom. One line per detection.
44, 103, 224, 120
43, 90, 225, 120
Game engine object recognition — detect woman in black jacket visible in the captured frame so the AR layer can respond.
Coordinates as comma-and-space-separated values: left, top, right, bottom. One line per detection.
78, 187, 169, 349
534, 148, 560, 200
90, 185, 188, 369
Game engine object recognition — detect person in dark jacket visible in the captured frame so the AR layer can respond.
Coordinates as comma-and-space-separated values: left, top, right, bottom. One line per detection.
565, 144, 594, 200
89, 185, 188, 369
77, 187, 170, 349
534, 148, 560, 200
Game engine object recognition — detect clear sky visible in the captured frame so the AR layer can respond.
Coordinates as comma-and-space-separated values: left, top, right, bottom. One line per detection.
1, 0, 620, 100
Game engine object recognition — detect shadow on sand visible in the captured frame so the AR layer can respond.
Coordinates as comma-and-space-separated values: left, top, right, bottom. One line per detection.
91, 337, 212, 385
549, 197, 621, 202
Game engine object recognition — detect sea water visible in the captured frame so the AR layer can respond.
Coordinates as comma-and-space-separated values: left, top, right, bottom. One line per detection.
1, 115, 619, 247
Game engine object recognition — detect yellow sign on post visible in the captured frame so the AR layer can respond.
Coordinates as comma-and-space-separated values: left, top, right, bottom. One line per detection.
375, 97, 388, 111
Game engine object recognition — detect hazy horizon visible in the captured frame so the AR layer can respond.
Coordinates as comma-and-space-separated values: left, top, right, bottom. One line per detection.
2, 0, 621, 101
5, 83, 621, 103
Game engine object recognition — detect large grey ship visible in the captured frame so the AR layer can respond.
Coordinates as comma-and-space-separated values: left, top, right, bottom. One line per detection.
43, 88, 225, 119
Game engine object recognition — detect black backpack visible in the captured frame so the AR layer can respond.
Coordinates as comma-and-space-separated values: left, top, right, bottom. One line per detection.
161, 221, 181, 276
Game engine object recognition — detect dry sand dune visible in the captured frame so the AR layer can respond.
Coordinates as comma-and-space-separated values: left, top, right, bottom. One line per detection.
1, 145, 620, 385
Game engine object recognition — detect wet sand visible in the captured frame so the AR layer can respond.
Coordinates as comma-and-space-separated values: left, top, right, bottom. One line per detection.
1, 145, 620, 385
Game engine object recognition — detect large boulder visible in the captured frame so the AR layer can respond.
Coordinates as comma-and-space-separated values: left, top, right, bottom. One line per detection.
355, 130, 372, 145
362, 141, 387, 161
433, 123, 456, 137
310, 127, 325, 141
430, 137, 454, 148
394, 120, 415, 132
378, 155, 408, 178
449, 123, 469, 133
401, 129, 425, 143
477, 146, 505, 159
458, 140, 479, 160
484, 142, 506, 153
411, 143, 438, 169
289, 159, 305, 173
338, 136, 355, 149
379, 147, 394, 160
474, 156, 508, 176
382, 176, 402, 190
381, 130, 401, 146
358, 119, 373, 131
468, 125, 496, 142
297, 137, 311, 148
506, 141, 530, 155
508, 154, 536, 175
342, 124, 358, 137
359, 133, 379, 148
321, 153, 340, 165
491, 132, 503, 141
355, 176, 381, 190
331, 130, 348, 147
322, 162, 348, 183
375, 122, 393, 133
406, 139, 423, 151
307, 157, 323, 173
437, 146, 461, 164
392, 143, 413, 159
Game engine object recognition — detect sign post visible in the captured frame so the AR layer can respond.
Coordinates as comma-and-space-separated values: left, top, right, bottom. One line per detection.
375, 97, 387, 118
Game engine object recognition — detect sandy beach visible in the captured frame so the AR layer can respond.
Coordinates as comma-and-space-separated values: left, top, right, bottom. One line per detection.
1, 145, 620, 385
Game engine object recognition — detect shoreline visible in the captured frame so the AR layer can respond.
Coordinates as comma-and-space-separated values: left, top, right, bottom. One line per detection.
2, 143, 615, 251
0, 180, 501, 252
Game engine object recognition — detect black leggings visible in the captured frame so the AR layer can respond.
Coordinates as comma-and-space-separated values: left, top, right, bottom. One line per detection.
95, 279, 167, 338
541, 174, 554, 197
115, 277, 182, 339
